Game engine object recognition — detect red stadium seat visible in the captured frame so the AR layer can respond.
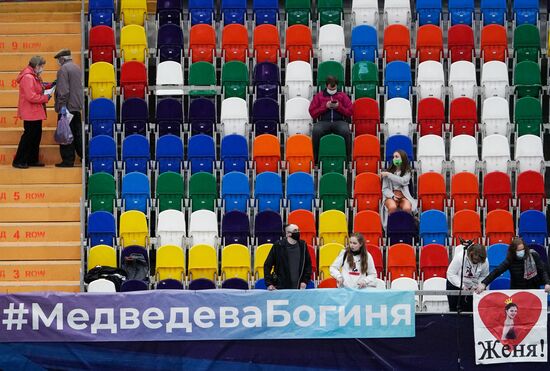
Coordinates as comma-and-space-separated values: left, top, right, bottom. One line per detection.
383, 24, 410, 63
222, 24, 249, 62
452, 210, 482, 245
307, 244, 317, 279
352, 97, 380, 136
387, 243, 416, 280
416, 25, 443, 63
450, 97, 477, 136
517, 171, 545, 212
254, 24, 280, 63
120, 61, 147, 99
418, 172, 446, 211
354, 210, 383, 247
286, 134, 314, 174
447, 25, 474, 63
353, 134, 380, 174
285, 24, 313, 63
366, 244, 384, 278
189, 24, 216, 63
451, 172, 479, 212
318, 277, 338, 288
420, 244, 449, 279
485, 209, 514, 245
483, 171, 512, 212
417, 97, 445, 136
89, 25, 116, 64
481, 24, 508, 62
353, 172, 382, 212
288, 209, 316, 247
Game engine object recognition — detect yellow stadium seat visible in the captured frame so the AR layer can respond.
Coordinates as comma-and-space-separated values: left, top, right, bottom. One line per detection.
254, 243, 272, 279
319, 243, 345, 280
121, 0, 147, 26
188, 244, 218, 281
121, 25, 148, 63
88, 244, 117, 271
318, 210, 348, 245
221, 244, 250, 281
120, 210, 149, 248
156, 244, 185, 281
88, 62, 116, 100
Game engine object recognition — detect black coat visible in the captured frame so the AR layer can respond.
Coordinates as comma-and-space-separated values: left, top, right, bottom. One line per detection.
482, 251, 550, 289
263, 238, 312, 289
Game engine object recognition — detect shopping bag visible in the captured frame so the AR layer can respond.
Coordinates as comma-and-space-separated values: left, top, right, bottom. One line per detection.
55, 112, 74, 145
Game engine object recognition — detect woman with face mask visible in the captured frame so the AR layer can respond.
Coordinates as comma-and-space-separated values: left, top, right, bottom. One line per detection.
13, 56, 53, 169
329, 233, 377, 289
308, 75, 353, 164
476, 238, 550, 294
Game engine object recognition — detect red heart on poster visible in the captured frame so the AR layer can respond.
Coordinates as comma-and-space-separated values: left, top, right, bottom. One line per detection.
478, 292, 542, 347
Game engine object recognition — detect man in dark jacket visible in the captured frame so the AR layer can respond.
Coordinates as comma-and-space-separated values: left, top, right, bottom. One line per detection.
264, 224, 312, 290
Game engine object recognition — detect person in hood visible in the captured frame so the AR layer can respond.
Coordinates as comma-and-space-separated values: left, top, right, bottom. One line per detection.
330, 233, 377, 289
13, 56, 53, 169
264, 224, 312, 290
308, 76, 353, 163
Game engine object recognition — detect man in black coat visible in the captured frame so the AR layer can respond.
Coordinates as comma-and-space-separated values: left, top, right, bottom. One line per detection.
264, 224, 312, 290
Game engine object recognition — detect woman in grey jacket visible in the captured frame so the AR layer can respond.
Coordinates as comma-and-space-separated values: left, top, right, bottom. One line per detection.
381, 150, 417, 226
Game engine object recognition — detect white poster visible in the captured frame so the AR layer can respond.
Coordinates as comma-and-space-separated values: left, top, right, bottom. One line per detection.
473, 290, 547, 365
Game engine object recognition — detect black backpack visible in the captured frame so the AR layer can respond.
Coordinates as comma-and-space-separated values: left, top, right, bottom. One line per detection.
121, 253, 149, 281
84, 266, 128, 291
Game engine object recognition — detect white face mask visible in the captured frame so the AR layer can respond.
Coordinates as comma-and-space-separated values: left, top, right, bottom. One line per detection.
516, 250, 525, 259
35, 67, 43, 75
327, 88, 337, 95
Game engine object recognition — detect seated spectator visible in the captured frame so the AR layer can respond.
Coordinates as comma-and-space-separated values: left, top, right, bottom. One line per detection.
330, 233, 377, 289
308, 76, 353, 163
381, 150, 417, 225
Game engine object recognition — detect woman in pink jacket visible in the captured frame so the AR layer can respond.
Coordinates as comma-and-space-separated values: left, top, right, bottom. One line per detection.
13, 56, 53, 169
308, 76, 353, 163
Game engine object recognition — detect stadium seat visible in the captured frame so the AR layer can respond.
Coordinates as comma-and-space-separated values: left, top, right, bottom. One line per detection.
253, 0, 278, 25
120, 25, 147, 63
156, 135, 183, 174
353, 134, 380, 174
157, 24, 184, 63
487, 243, 509, 276
483, 171, 512, 212
518, 210, 547, 245
189, 173, 217, 212
121, 98, 147, 135
416, 25, 443, 62
319, 173, 348, 212
387, 212, 417, 245
189, 210, 218, 246
221, 0, 247, 25
252, 98, 279, 135
416, 0, 441, 25
317, 0, 344, 26
482, 97, 510, 136
156, 245, 185, 281
253, 134, 281, 173
88, 172, 116, 213
319, 210, 348, 245
486, 210, 514, 244
188, 278, 217, 290
447, 24, 475, 63
157, 209, 186, 248
221, 244, 250, 281
89, 0, 115, 27
285, 61, 313, 99
188, 134, 215, 174
255, 172, 283, 212
89, 98, 116, 137
88, 211, 116, 247
419, 205, 448, 244
188, 98, 215, 136
352, 61, 378, 99
451, 172, 479, 211
253, 62, 280, 101
319, 134, 346, 175
352, 98, 380, 136
121, 0, 147, 26
384, 0, 410, 25
156, 61, 184, 96
89, 26, 116, 64
353, 172, 381, 212
383, 24, 410, 62
288, 209, 317, 246
387, 243, 416, 280
89, 135, 116, 175
88, 244, 117, 270
121, 279, 150, 292
120, 210, 148, 248
481, 24, 507, 62
156, 279, 184, 290
88, 279, 116, 293
122, 134, 149, 174
515, 97, 542, 137
417, 97, 444, 136
514, 24, 540, 63
514, 61, 541, 98
285, 0, 311, 26
286, 135, 313, 173
154, 99, 181, 136
188, 244, 218, 281
221, 97, 248, 137
449, 98, 477, 136
449, 61, 476, 99
188, 61, 217, 97
120, 61, 147, 99
385, 135, 414, 164
222, 24, 248, 63
285, 25, 313, 63
352, 0, 378, 26
287, 172, 315, 211
452, 209, 481, 244
318, 278, 338, 288
516, 171, 545, 212
481, 61, 509, 98
222, 172, 250, 213
188, 0, 214, 25
354, 211, 383, 247
385, 98, 412, 136
417, 61, 444, 99
422, 277, 449, 312
420, 244, 448, 278
254, 24, 280, 63
418, 172, 446, 211
417, 134, 445, 174
222, 61, 249, 99
254, 243, 272, 279
319, 243, 345, 279
351, 25, 378, 62
157, 0, 183, 26
255, 210, 283, 244
88, 62, 115, 100
318, 24, 346, 63
189, 24, 216, 63
482, 134, 510, 173
122, 172, 150, 213
448, 0, 474, 26
515, 135, 544, 173
221, 134, 248, 173
385, 62, 411, 100
480, 0, 506, 25
513, 0, 539, 25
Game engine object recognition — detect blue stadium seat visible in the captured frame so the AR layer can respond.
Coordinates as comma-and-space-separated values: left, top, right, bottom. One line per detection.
351, 25, 378, 63
255, 172, 283, 212
221, 278, 249, 289
122, 134, 150, 174
122, 172, 150, 213
189, 0, 214, 25
157, 24, 184, 62
157, 279, 184, 289
122, 98, 148, 136
188, 134, 216, 174
419, 210, 448, 246
188, 278, 217, 290
156, 134, 184, 173
255, 210, 282, 244
529, 244, 548, 266
287, 172, 315, 212
157, 0, 183, 26
88, 211, 116, 247
189, 98, 216, 136
121, 279, 149, 292
252, 98, 279, 136
384, 61, 411, 99
481, 0, 507, 25
222, 210, 250, 245
89, 98, 115, 137
448, 0, 474, 26
385, 135, 414, 164
221, 134, 248, 174
89, 135, 116, 175
157, 98, 183, 136
387, 211, 417, 245
416, 0, 442, 25
89, 0, 114, 27
487, 243, 509, 278
489, 277, 510, 290
254, 62, 280, 101
253, 0, 279, 25
518, 210, 547, 245
513, 0, 538, 25
222, 0, 247, 25
222, 172, 250, 213
255, 278, 267, 289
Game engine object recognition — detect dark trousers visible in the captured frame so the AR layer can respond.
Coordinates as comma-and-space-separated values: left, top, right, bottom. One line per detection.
13, 120, 42, 165
446, 280, 473, 312
59, 111, 83, 164
312, 120, 352, 163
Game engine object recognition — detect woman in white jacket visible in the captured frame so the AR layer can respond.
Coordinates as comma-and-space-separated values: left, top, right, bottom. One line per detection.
330, 233, 377, 288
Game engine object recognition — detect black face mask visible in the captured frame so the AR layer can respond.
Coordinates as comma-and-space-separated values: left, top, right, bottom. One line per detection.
290, 232, 300, 241
351, 249, 361, 256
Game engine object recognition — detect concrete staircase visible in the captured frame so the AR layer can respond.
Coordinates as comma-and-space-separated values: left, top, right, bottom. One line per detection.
0, 1, 83, 293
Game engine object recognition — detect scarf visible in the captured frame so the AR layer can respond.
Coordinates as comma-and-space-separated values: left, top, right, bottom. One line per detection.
524, 254, 538, 280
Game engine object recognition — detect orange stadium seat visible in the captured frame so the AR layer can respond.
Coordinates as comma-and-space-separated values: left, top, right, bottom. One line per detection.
387, 243, 416, 280
416, 24, 443, 63
285, 24, 313, 62
253, 134, 281, 173
286, 134, 314, 173
288, 209, 317, 247
485, 210, 515, 245
418, 172, 446, 211
222, 24, 249, 62
420, 244, 449, 279
189, 24, 217, 63
353, 134, 380, 174
354, 210, 383, 246
254, 24, 280, 63
383, 24, 410, 62
481, 24, 508, 62
366, 244, 384, 278
452, 210, 482, 245
353, 172, 382, 212
451, 172, 479, 212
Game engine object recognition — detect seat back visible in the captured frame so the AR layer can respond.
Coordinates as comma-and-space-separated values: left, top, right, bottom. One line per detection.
221, 0, 247, 25
318, 24, 345, 63
188, 244, 218, 280
255, 171, 283, 212
254, 210, 283, 244
353, 134, 380, 174
449, 61, 477, 99
387, 212, 417, 245
222, 61, 249, 99
285, 24, 313, 62
516, 171, 545, 212
121, 0, 147, 26
157, 23, 184, 62
253, 24, 280, 63
288, 209, 317, 246
480, 0, 506, 25
88, 172, 116, 213
351, 24, 378, 62
121, 61, 147, 99
222, 172, 250, 213
385, 97, 412, 136
156, 61, 184, 96
387, 243, 416, 280
486, 210, 515, 244
417, 97, 444, 136
419, 209, 448, 246
221, 97, 248, 137
518, 210, 547, 245
89, 25, 116, 64
450, 98, 477, 137
417, 61, 444, 99
253, 134, 281, 173
513, 24, 540, 62
88, 211, 116, 247
319, 173, 348, 212
416, 24, 443, 62
383, 24, 410, 63
120, 24, 147, 63
451, 172, 479, 211
417, 134, 445, 174
352, 61, 378, 99
482, 134, 510, 173
418, 172, 446, 211
352, 0, 378, 26
122, 172, 150, 213
384, 62, 412, 100
319, 243, 345, 279
156, 171, 185, 212
481, 24, 508, 62
252, 97, 279, 135
189, 210, 218, 246
319, 134, 346, 175
222, 210, 250, 245
88, 244, 117, 270
481, 61, 509, 98
189, 173, 217, 212
285, 61, 313, 99
90, 135, 116, 175
319, 210, 348, 245
221, 244, 250, 280
452, 209, 481, 244
420, 244, 449, 279
448, 24, 474, 62
188, 134, 215, 174
89, 98, 116, 137
448, 0, 474, 26
482, 96, 509, 136
254, 243, 273, 278
286, 135, 313, 174
120, 210, 148, 248
221, 134, 248, 173
353, 172, 381, 212
157, 209, 186, 248
222, 24, 249, 62
514, 60, 541, 99
515, 97, 542, 137
89, 62, 116, 100
416, 0, 442, 26
483, 171, 511, 212
189, 24, 216, 63
189, 0, 214, 25
156, 244, 185, 281
352, 97, 380, 135
89, 0, 115, 27
156, 134, 184, 174
354, 210, 383, 246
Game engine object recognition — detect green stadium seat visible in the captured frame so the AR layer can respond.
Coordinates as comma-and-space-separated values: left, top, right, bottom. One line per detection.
222, 61, 249, 99
513, 24, 540, 63
317, 61, 345, 90
88, 172, 116, 213
319, 172, 348, 212
285, 0, 311, 26
352, 61, 378, 99
189, 172, 217, 212
156, 172, 185, 212
319, 134, 346, 174
513, 60, 541, 98
317, 0, 343, 26
189, 61, 217, 97
515, 96, 542, 137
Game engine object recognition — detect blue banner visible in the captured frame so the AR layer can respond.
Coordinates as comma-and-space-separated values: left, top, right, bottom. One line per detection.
0, 289, 415, 342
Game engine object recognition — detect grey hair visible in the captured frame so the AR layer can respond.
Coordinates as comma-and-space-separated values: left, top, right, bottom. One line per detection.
28, 56, 46, 68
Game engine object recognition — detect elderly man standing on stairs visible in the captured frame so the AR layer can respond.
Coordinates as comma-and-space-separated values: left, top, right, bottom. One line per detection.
53, 49, 83, 168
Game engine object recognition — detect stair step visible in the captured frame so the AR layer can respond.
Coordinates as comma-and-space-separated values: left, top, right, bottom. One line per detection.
0, 184, 81, 203
0, 241, 81, 261
0, 90, 54, 108
0, 165, 81, 184
0, 13, 81, 23
0, 203, 80, 222
0, 108, 58, 128
0, 281, 80, 293
0, 127, 57, 145
0, 52, 81, 72
0, 260, 81, 281
0, 145, 61, 165
0, 71, 57, 91
0, 1, 83, 13
0, 22, 81, 35
0, 221, 81, 242
0, 34, 81, 54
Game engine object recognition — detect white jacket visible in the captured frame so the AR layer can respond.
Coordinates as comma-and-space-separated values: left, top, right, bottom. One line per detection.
446, 251, 490, 290
329, 250, 377, 288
